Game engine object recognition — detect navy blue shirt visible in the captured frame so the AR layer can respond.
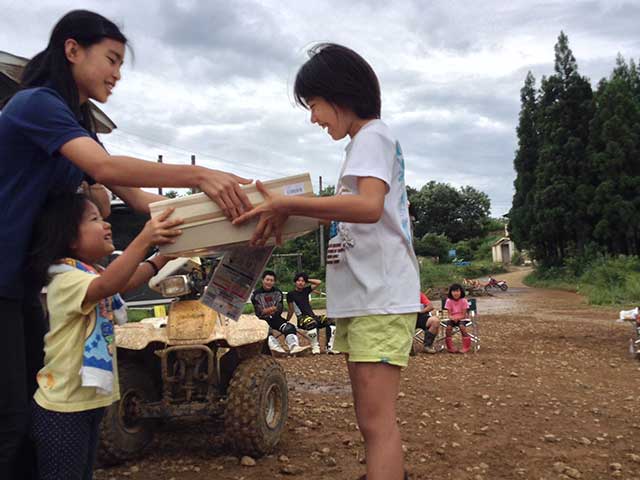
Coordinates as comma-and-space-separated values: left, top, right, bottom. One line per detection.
0, 87, 90, 298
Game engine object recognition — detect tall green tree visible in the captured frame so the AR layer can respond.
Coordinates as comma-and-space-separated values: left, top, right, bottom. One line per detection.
532, 31, 594, 264
587, 55, 640, 254
509, 71, 539, 251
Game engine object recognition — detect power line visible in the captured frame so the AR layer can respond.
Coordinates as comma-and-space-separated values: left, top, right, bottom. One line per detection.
103, 129, 291, 180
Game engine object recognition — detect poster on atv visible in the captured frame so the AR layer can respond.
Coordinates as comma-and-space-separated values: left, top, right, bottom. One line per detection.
201, 246, 274, 320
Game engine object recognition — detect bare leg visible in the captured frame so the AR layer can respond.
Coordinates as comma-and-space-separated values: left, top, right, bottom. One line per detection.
346, 360, 405, 480
427, 316, 439, 335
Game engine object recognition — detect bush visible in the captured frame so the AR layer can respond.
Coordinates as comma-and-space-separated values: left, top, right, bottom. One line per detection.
511, 250, 524, 266
526, 255, 640, 305
414, 233, 452, 261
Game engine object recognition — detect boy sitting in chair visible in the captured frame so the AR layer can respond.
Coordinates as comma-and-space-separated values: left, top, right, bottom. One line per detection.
251, 270, 309, 355
416, 292, 440, 354
286, 272, 336, 354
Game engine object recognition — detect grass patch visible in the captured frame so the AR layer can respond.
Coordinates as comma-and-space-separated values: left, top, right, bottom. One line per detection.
127, 308, 154, 322
525, 255, 640, 306
418, 259, 508, 291
523, 268, 579, 292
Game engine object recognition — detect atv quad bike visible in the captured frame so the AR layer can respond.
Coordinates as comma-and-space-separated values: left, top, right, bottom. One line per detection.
98, 257, 288, 465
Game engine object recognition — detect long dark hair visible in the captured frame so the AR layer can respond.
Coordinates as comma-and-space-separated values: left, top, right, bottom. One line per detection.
27, 193, 89, 290
13, 10, 127, 132
294, 43, 381, 119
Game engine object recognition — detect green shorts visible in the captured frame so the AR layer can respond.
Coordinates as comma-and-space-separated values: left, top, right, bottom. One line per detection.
332, 313, 416, 367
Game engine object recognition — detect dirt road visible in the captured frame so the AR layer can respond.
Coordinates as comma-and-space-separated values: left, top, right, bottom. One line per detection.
96, 268, 639, 480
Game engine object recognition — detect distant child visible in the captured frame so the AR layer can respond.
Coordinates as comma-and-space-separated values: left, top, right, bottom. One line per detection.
416, 292, 440, 354
286, 272, 336, 354
27, 193, 181, 479
444, 283, 471, 353
251, 270, 309, 355
234, 43, 419, 480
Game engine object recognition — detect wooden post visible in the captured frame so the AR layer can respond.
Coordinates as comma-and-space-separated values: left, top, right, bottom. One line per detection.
191, 155, 198, 194
319, 176, 325, 268
157, 155, 163, 195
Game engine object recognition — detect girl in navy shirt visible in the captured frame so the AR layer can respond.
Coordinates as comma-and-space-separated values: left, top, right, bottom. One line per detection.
0, 10, 252, 479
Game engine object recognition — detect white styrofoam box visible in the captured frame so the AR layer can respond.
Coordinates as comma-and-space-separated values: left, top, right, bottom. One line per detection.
149, 173, 319, 256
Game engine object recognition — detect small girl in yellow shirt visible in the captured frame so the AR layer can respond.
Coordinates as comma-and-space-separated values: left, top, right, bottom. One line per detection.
27, 193, 181, 479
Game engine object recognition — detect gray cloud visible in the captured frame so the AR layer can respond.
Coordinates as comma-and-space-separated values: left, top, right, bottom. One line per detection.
3, 0, 639, 216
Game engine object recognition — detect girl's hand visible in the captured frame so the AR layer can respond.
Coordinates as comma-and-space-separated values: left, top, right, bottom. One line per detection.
198, 169, 254, 220
81, 181, 111, 218
232, 181, 289, 246
139, 208, 184, 246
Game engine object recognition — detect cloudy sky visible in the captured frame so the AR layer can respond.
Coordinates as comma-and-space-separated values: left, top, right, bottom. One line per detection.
2, 0, 639, 216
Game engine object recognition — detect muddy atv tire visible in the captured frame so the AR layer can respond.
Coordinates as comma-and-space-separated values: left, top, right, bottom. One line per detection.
224, 354, 288, 456
98, 361, 158, 465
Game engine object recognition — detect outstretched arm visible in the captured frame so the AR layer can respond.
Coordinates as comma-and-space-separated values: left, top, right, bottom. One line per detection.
234, 177, 386, 245
60, 137, 253, 219
108, 186, 166, 214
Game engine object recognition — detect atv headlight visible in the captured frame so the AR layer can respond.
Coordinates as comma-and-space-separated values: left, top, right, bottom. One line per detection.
159, 275, 192, 297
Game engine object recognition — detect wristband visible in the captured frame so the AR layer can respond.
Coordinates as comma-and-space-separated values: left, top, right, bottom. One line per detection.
145, 259, 160, 276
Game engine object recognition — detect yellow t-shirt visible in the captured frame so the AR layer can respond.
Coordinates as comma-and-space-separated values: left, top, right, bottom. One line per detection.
34, 269, 120, 412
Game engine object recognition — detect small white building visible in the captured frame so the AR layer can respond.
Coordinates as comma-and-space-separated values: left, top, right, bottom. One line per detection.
492, 237, 515, 264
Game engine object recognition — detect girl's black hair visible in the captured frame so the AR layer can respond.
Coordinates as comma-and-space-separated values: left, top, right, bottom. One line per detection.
27, 193, 89, 291
9, 10, 127, 132
294, 43, 381, 119
262, 269, 277, 280
293, 272, 309, 283
447, 283, 466, 299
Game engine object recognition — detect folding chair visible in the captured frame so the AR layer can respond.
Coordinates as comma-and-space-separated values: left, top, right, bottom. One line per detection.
411, 298, 480, 355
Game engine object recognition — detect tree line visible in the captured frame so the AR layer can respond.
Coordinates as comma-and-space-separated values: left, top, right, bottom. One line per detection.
509, 31, 640, 266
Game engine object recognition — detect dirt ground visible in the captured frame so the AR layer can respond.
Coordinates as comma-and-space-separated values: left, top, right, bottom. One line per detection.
95, 268, 640, 480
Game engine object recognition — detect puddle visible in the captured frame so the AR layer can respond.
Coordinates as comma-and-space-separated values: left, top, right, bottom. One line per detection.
288, 377, 352, 396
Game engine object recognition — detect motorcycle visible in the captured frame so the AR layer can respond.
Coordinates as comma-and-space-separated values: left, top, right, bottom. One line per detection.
484, 276, 508, 292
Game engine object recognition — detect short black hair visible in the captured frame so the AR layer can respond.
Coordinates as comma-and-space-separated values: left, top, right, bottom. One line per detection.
294, 43, 381, 119
27, 193, 90, 291
262, 270, 276, 280
294, 272, 309, 283
448, 283, 466, 299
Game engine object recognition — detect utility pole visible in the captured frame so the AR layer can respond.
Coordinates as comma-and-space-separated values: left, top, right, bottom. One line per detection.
319, 175, 325, 267
157, 155, 163, 195
191, 155, 198, 194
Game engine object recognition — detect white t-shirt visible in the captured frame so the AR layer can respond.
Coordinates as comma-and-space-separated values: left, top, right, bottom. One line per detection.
326, 119, 421, 318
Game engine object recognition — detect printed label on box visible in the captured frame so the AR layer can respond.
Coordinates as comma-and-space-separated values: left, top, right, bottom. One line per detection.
283, 182, 305, 196
200, 246, 274, 321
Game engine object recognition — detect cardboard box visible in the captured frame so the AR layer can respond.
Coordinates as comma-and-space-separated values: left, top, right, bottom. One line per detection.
149, 173, 319, 256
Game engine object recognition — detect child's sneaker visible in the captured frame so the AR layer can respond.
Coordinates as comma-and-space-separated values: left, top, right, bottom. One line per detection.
270, 343, 287, 355
289, 345, 310, 355
327, 347, 341, 355
423, 345, 437, 354
268, 335, 287, 354
311, 344, 321, 354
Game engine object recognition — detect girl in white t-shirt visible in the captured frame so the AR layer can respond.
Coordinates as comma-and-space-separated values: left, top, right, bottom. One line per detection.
234, 43, 419, 480
27, 193, 181, 479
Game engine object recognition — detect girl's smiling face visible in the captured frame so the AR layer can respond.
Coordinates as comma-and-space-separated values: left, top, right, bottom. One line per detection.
67, 38, 125, 104
71, 200, 114, 263
451, 288, 462, 300
307, 97, 369, 140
